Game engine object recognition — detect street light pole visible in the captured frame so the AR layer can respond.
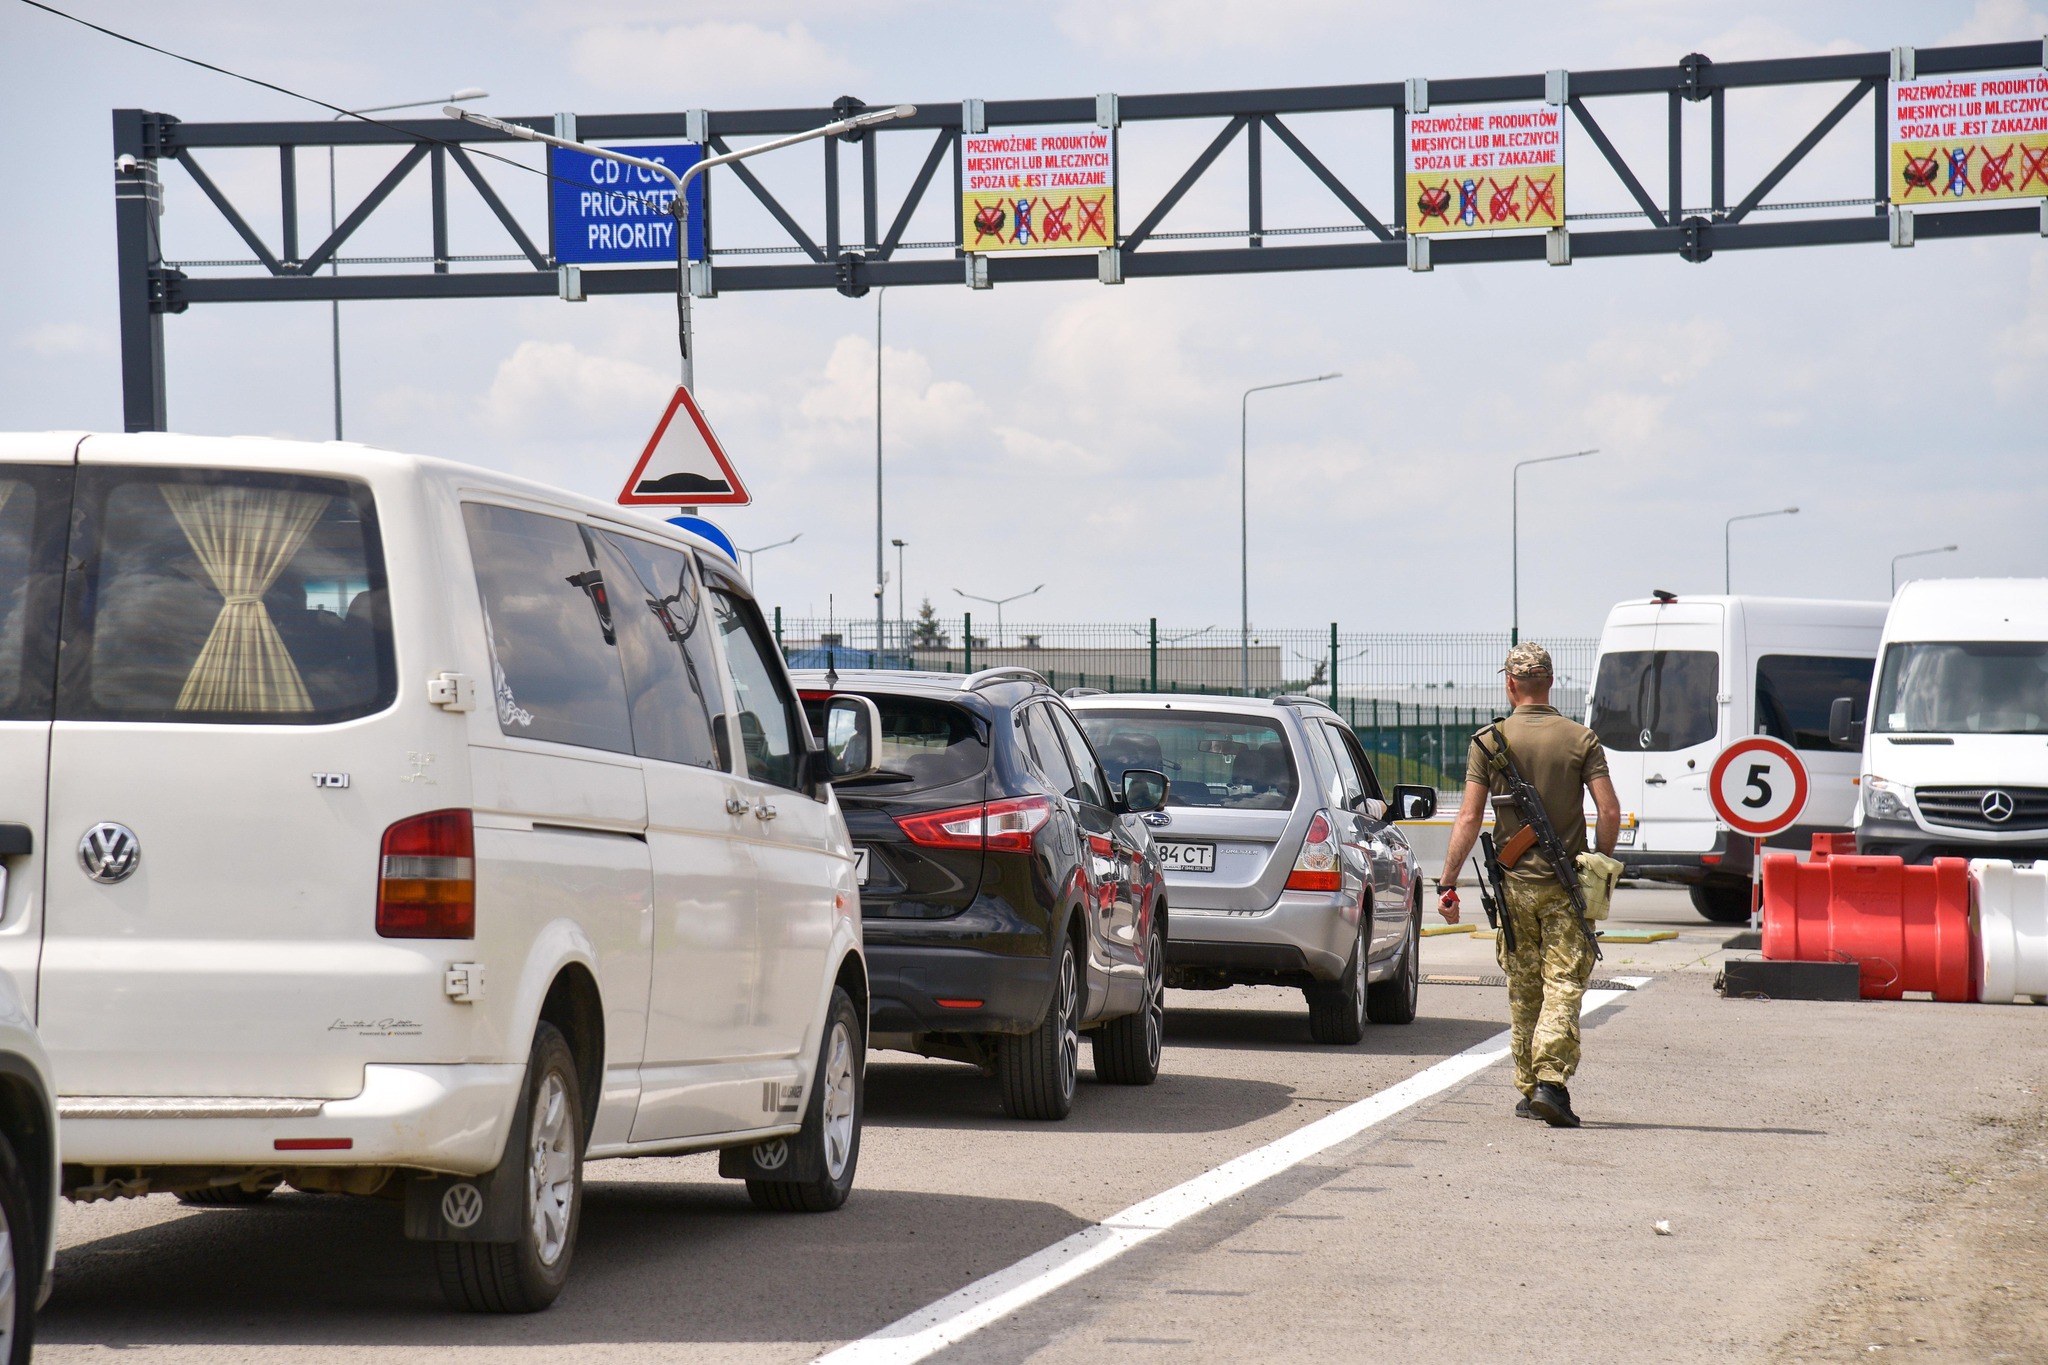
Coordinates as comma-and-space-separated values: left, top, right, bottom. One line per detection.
1241, 372, 1340, 694
735, 532, 801, 589
953, 584, 1043, 652
875, 287, 886, 665
327, 88, 487, 439
448, 102, 916, 394
1511, 448, 1596, 646
1892, 543, 1958, 595
1724, 506, 1799, 594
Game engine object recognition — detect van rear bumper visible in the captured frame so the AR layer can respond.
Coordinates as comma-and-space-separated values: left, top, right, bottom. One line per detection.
58, 1062, 524, 1175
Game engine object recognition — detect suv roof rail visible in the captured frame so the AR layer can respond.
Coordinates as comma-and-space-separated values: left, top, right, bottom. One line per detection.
1062, 686, 1107, 699
963, 667, 1048, 692
1271, 693, 1332, 708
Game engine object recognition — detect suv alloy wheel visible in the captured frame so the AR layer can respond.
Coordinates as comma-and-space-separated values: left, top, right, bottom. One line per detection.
1307, 915, 1368, 1045
1093, 915, 1165, 1085
1366, 891, 1422, 1025
998, 934, 1081, 1120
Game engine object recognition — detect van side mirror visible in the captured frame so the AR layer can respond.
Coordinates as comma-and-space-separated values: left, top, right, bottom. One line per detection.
1391, 784, 1437, 821
1120, 768, 1169, 814
1827, 696, 1865, 748
822, 694, 882, 782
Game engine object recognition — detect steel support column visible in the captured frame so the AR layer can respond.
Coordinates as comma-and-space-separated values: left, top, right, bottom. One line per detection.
113, 109, 169, 432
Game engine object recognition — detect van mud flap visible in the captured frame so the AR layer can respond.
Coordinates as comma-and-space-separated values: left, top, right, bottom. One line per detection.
718, 1131, 816, 1183
403, 1071, 530, 1243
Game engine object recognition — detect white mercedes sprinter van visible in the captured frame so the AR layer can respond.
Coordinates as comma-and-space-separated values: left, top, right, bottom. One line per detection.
0, 432, 878, 1312
1838, 578, 2048, 864
1587, 594, 1886, 922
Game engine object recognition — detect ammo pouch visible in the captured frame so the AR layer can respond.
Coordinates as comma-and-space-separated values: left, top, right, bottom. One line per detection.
1576, 851, 1624, 922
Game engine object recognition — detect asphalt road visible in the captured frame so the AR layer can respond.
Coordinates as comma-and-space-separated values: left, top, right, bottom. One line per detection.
39, 887, 2048, 1363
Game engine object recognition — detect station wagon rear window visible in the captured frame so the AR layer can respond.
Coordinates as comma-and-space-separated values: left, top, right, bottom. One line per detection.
1075, 710, 1297, 810
56, 468, 396, 724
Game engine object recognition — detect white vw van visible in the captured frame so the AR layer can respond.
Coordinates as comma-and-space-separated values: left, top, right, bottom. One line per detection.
0, 432, 878, 1312
1840, 578, 2048, 864
1587, 594, 1886, 922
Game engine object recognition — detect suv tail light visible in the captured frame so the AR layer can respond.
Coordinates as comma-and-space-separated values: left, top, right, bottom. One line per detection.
378, 809, 475, 938
1285, 810, 1341, 892
897, 795, 1052, 854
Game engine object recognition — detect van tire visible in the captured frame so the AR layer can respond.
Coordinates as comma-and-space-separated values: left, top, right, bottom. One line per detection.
996, 935, 1080, 1120
0, 1130, 42, 1365
1092, 917, 1165, 1085
1307, 917, 1368, 1045
435, 1023, 583, 1314
1366, 895, 1422, 1026
176, 1181, 277, 1206
1691, 880, 1755, 925
747, 987, 864, 1213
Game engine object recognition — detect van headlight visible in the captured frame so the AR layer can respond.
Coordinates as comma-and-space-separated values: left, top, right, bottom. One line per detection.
1863, 775, 1911, 822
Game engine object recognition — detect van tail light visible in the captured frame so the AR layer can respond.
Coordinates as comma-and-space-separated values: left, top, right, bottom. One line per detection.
378, 809, 475, 939
1286, 810, 1342, 892
897, 795, 1052, 854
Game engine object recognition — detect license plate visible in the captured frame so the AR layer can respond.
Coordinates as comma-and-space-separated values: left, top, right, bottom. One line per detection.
854, 848, 872, 884
1156, 841, 1216, 873
1615, 828, 1636, 846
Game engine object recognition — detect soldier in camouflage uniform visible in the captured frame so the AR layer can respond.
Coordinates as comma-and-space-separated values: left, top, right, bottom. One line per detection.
1435, 643, 1620, 1128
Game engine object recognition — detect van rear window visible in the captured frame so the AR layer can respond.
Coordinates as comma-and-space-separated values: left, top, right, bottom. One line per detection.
0, 466, 68, 722
1588, 650, 1718, 753
57, 469, 396, 724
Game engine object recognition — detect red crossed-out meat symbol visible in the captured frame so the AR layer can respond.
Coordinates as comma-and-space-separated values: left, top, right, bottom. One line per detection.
1901, 151, 1941, 196
1980, 144, 2017, 194
971, 199, 1008, 243
2022, 144, 2048, 193
1416, 180, 1453, 225
1524, 174, 1558, 222
1076, 194, 1109, 243
1040, 196, 1075, 242
1486, 176, 1523, 223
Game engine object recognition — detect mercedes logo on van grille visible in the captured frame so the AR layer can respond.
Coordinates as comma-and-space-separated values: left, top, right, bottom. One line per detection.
1981, 789, 2016, 824
78, 823, 140, 884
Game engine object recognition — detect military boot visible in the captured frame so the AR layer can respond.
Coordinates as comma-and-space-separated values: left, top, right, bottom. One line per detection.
1514, 1096, 1535, 1119
1529, 1082, 1580, 1128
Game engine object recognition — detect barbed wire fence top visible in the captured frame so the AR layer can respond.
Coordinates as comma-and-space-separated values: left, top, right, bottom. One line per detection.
772, 614, 1598, 794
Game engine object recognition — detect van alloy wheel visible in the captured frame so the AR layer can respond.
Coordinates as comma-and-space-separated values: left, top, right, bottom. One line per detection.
528, 1072, 576, 1267
747, 986, 865, 1212
821, 1019, 857, 1181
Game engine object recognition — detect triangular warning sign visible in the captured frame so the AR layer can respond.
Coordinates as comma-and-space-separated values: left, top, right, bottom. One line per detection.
617, 386, 751, 506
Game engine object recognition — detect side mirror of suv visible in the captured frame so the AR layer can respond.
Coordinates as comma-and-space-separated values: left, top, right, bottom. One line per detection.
822, 694, 883, 783
1827, 696, 1865, 748
1391, 784, 1437, 821
1119, 768, 1169, 814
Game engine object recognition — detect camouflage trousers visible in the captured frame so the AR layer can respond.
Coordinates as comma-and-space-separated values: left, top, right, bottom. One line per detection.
1494, 878, 1597, 1096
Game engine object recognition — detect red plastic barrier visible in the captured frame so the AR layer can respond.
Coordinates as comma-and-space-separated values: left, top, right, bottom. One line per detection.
1808, 832, 1858, 860
1761, 852, 1975, 1002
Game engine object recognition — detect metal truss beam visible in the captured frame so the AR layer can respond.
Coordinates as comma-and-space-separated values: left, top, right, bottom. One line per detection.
113, 38, 2047, 429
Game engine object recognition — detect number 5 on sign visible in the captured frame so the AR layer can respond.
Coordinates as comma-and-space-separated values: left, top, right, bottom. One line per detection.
1709, 736, 1809, 839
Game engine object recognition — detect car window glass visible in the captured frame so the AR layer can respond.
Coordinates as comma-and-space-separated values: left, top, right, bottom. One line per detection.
1299, 720, 1347, 809
462, 503, 634, 754
1319, 722, 1367, 807
711, 587, 804, 788
1074, 710, 1298, 810
799, 692, 987, 793
1588, 649, 1719, 752
0, 467, 67, 722
1875, 642, 2048, 735
1048, 704, 1110, 808
60, 468, 395, 725
1020, 704, 1080, 800
1330, 722, 1387, 802
1755, 654, 1876, 751
599, 532, 725, 769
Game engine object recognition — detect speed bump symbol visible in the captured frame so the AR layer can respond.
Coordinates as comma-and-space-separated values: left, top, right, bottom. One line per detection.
441, 1181, 484, 1229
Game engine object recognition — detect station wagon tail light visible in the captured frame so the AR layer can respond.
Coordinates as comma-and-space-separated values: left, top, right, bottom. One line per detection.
897, 795, 1052, 854
378, 809, 475, 939
1286, 811, 1342, 892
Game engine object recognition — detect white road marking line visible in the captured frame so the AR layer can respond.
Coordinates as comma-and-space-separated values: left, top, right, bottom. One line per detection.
820, 976, 1653, 1364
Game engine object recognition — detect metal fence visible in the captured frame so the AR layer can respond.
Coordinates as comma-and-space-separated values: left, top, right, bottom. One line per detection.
772, 614, 1598, 792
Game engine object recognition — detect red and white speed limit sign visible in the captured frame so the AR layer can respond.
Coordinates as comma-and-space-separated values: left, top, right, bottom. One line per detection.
1709, 736, 1809, 838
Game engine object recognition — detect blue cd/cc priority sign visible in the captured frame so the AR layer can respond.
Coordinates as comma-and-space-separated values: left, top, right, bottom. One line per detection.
548, 143, 706, 266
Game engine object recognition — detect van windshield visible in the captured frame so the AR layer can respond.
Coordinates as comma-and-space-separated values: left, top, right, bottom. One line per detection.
1875, 642, 2048, 735
1074, 710, 1297, 810
1588, 650, 1718, 752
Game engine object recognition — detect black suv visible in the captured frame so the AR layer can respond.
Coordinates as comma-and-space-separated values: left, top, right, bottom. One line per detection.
794, 667, 1169, 1120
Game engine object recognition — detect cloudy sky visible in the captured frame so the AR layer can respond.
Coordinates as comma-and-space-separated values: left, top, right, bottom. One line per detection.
3, 0, 2044, 644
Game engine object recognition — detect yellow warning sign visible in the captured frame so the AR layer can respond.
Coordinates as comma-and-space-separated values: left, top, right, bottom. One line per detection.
1889, 70, 2048, 205
1404, 102, 1565, 235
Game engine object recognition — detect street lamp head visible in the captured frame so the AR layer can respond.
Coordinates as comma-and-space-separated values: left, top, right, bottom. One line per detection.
891, 538, 906, 548
449, 88, 490, 102
1784, 506, 1800, 515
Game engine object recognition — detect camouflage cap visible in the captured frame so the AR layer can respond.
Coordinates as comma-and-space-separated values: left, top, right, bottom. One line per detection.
1501, 642, 1554, 679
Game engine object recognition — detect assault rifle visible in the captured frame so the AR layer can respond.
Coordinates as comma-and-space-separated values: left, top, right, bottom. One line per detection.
1471, 842, 1515, 955
1471, 722, 1602, 961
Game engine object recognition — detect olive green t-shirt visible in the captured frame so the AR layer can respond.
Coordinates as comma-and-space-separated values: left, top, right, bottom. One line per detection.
1464, 703, 1610, 883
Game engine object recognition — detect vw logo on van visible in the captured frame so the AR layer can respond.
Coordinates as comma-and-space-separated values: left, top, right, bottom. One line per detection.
440, 1182, 484, 1229
1981, 790, 2016, 824
78, 823, 141, 884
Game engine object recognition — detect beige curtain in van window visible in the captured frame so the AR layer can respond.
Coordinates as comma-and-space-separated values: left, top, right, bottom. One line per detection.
160, 484, 328, 712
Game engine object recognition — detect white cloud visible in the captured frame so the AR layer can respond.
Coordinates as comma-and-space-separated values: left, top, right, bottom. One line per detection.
1053, 0, 1393, 58
1940, 0, 2048, 43
569, 20, 860, 100
18, 322, 109, 357
482, 340, 674, 435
